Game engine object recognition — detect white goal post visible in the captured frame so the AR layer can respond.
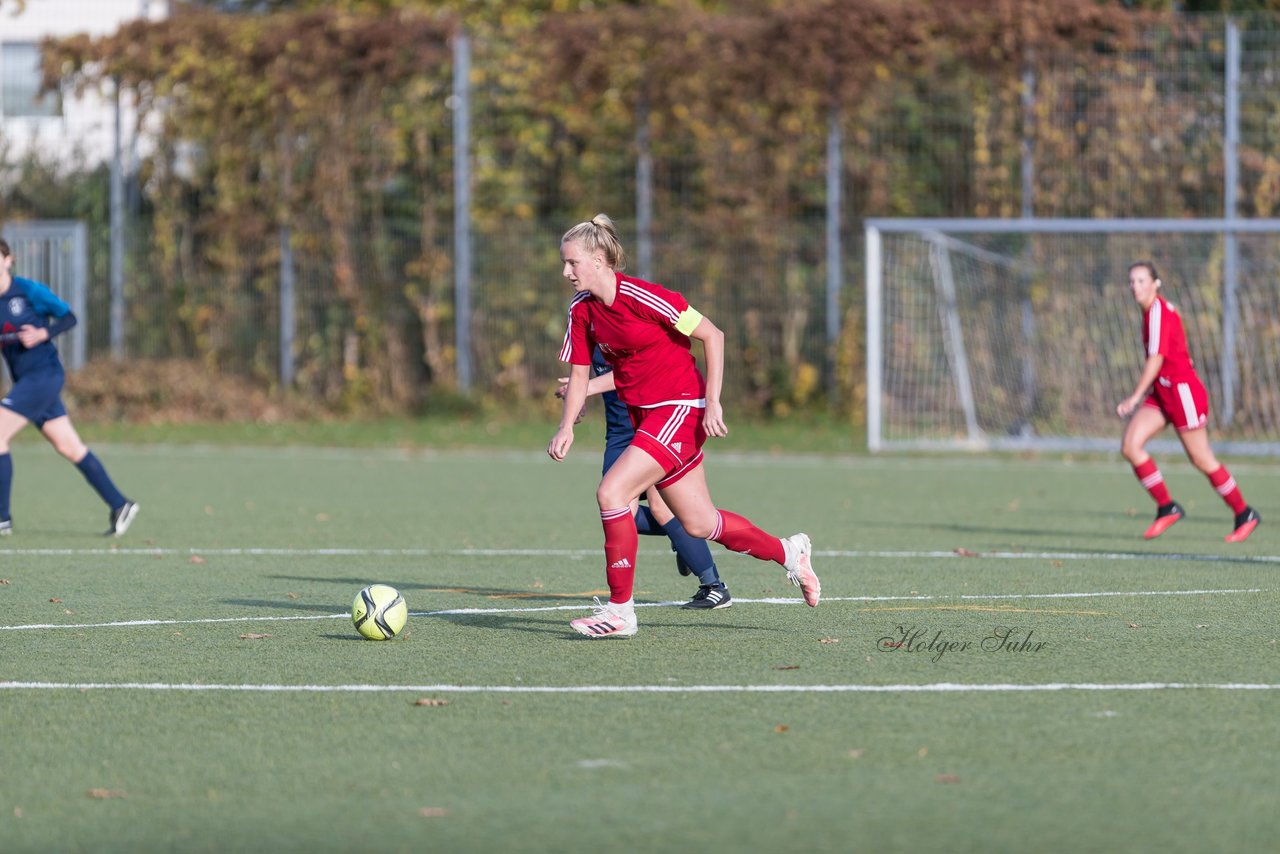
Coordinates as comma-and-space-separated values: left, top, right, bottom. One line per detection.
865, 218, 1280, 455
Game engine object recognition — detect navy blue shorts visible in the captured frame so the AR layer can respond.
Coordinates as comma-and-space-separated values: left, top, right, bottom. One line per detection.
601, 390, 636, 476
2, 368, 68, 428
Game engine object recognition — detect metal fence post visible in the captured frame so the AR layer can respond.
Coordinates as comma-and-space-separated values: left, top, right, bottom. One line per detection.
110, 76, 126, 361
636, 96, 653, 281
825, 105, 842, 404
1222, 18, 1241, 427
452, 31, 473, 393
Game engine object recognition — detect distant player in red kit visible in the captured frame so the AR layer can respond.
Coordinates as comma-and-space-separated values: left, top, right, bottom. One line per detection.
1117, 261, 1259, 542
548, 214, 820, 637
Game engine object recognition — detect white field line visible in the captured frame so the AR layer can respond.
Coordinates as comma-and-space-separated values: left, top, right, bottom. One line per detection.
2, 681, 1279, 694
85, 443, 1280, 473
0, 588, 1264, 632
3, 546, 1280, 563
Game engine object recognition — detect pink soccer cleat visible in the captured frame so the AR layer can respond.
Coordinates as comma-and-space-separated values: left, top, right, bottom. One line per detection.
569, 597, 638, 638
1225, 506, 1260, 543
782, 533, 821, 607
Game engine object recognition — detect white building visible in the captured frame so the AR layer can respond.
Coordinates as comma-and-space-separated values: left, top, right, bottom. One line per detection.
0, 0, 168, 167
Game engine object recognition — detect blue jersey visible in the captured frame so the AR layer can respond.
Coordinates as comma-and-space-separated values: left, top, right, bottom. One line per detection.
1, 276, 71, 380
592, 346, 632, 435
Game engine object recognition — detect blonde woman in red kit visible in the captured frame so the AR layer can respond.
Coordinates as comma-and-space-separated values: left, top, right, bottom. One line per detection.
549, 214, 820, 638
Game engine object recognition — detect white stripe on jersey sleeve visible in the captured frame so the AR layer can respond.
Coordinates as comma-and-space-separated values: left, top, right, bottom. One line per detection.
619, 280, 682, 324
559, 292, 592, 363
1147, 299, 1162, 356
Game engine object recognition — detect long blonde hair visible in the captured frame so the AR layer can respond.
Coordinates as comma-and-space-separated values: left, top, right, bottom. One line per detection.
561, 213, 627, 271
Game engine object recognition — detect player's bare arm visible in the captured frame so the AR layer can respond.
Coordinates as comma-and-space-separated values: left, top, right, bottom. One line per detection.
1117, 352, 1164, 418
689, 316, 728, 438
555, 371, 615, 424
549, 362, 591, 461
555, 370, 616, 399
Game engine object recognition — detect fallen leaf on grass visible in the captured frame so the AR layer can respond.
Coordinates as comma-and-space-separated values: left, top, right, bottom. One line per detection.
917, 747, 929, 758
934, 774, 961, 784
772, 664, 800, 670
1051, 560, 1064, 568
953, 548, 980, 558
87, 789, 126, 799
413, 698, 449, 707
286, 593, 299, 600
13, 806, 23, 818
847, 749, 866, 759
417, 807, 449, 817
774, 725, 790, 733
239, 633, 272, 640
819, 638, 840, 644
189, 555, 206, 565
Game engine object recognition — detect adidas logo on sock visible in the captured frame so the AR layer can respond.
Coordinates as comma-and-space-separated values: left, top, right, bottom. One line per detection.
609, 558, 633, 569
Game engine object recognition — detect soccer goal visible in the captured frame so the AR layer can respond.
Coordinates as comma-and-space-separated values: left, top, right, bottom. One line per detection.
865, 217, 1280, 455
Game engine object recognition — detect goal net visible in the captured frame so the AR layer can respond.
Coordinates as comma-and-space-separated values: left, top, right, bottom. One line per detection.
865, 218, 1280, 455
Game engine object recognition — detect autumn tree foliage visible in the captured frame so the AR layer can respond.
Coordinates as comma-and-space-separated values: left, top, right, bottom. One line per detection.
45, 5, 458, 407
32, 0, 1236, 416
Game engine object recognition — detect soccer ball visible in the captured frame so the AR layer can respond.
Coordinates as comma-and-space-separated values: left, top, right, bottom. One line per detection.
352, 584, 408, 640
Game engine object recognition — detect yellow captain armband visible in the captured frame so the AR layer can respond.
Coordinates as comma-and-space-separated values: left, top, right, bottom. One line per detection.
674, 307, 704, 336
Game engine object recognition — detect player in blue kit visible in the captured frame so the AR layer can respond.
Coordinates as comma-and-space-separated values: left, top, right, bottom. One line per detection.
558, 345, 731, 609
0, 238, 138, 536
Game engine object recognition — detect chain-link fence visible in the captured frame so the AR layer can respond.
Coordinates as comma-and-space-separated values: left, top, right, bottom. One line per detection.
4, 7, 1280, 416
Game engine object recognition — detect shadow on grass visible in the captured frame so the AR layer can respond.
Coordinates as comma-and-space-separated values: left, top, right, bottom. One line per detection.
222, 598, 349, 613
432, 611, 780, 637
267, 575, 600, 601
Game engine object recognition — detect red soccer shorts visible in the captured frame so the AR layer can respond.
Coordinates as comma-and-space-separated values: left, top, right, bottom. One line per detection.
628, 403, 707, 488
1143, 375, 1209, 432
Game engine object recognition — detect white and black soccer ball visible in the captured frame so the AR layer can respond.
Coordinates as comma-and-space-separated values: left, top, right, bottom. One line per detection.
352, 584, 407, 640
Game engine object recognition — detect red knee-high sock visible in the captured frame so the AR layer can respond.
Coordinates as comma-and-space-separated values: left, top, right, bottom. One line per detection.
709, 509, 786, 565
601, 507, 638, 604
1208, 466, 1247, 514
1133, 459, 1172, 506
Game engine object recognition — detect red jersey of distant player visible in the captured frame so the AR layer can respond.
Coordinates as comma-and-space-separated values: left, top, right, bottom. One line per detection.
559, 273, 707, 408
1141, 294, 1208, 431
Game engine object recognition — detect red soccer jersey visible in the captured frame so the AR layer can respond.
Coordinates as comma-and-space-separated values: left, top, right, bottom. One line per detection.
1142, 294, 1198, 383
559, 273, 706, 407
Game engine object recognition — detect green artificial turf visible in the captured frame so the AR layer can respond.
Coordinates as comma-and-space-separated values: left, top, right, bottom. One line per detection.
2, 444, 1278, 852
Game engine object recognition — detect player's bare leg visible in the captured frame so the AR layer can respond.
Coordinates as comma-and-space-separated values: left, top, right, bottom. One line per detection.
1122, 406, 1183, 539
40, 415, 138, 537
1178, 426, 1259, 543
658, 464, 819, 607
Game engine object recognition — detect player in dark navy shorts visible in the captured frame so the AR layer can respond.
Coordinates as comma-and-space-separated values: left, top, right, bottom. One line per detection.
0, 238, 138, 536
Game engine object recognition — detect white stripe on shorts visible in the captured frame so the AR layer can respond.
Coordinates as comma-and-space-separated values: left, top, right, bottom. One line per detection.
1177, 382, 1199, 428
656, 405, 691, 445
